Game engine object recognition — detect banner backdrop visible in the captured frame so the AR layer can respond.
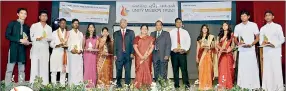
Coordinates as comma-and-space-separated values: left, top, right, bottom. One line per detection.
181, 2, 232, 21
59, 2, 110, 23
116, 2, 178, 23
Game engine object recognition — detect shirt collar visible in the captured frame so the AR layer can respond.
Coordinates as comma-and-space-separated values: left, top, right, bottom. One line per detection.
266, 21, 274, 25
58, 28, 66, 32
242, 21, 250, 25
176, 27, 182, 31
72, 29, 79, 33
121, 28, 126, 31
38, 22, 47, 28
17, 19, 24, 25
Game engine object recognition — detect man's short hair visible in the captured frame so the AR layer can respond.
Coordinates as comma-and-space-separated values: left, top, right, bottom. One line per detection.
264, 10, 274, 16
17, 8, 27, 13
59, 18, 66, 22
240, 10, 250, 16
39, 9, 48, 16
175, 18, 182, 22
72, 19, 79, 23
155, 20, 163, 26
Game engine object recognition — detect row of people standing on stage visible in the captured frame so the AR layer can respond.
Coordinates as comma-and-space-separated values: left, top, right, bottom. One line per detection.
3, 9, 114, 87
4, 8, 284, 91
196, 10, 285, 91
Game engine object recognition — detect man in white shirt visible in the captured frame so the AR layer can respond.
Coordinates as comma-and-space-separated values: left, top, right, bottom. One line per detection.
169, 18, 191, 88
68, 19, 84, 85
50, 18, 69, 85
259, 10, 285, 91
29, 10, 52, 85
234, 10, 260, 89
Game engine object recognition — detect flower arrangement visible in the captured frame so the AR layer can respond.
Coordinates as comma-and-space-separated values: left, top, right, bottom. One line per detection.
2, 76, 280, 91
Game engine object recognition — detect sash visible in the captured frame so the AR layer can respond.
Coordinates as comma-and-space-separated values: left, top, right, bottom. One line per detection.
139, 36, 153, 64
57, 28, 68, 71
97, 37, 108, 73
198, 35, 214, 66
217, 35, 234, 60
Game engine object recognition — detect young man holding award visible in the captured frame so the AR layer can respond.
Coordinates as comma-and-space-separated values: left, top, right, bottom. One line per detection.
29, 10, 52, 85
259, 10, 285, 91
5, 8, 31, 84
50, 18, 69, 85
67, 19, 84, 85
234, 10, 260, 89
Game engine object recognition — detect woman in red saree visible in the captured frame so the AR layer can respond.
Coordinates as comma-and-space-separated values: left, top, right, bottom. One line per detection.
196, 24, 215, 90
133, 25, 155, 88
216, 21, 235, 89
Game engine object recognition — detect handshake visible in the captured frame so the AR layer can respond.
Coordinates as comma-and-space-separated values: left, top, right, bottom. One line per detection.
20, 39, 31, 45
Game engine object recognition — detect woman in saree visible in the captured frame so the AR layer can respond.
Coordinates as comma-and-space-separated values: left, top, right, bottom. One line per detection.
83, 23, 98, 87
96, 27, 114, 86
133, 25, 155, 88
196, 24, 215, 90
216, 21, 235, 89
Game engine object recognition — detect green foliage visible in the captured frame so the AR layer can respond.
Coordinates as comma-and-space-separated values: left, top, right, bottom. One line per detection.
0, 77, 263, 91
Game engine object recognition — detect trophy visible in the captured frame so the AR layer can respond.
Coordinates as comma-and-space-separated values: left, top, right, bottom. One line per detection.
88, 42, 93, 50
42, 30, 47, 38
259, 34, 270, 47
202, 39, 209, 48
263, 34, 268, 43
23, 32, 28, 40
60, 38, 68, 48
177, 43, 181, 49
240, 36, 244, 43
74, 45, 78, 50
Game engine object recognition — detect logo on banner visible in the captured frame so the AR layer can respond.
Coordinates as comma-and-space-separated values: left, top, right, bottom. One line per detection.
120, 6, 129, 16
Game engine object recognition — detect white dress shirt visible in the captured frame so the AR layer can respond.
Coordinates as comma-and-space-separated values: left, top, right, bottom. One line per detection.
259, 22, 285, 55
234, 21, 259, 51
68, 29, 83, 52
30, 22, 53, 44
169, 28, 191, 51
121, 28, 126, 35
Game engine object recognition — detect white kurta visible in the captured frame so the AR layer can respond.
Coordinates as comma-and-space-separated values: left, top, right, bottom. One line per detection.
234, 21, 260, 89
29, 22, 52, 85
50, 29, 69, 73
67, 29, 83, 85
260, 22, 285, 91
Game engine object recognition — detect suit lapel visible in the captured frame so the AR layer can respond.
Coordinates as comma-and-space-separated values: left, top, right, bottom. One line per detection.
118, 30, 122, 37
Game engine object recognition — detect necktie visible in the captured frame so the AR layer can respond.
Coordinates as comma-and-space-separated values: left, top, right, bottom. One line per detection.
157, 31, 161, 38
122, 30, 126, 52
177, 28, 181, 48
155, 31, 160, 50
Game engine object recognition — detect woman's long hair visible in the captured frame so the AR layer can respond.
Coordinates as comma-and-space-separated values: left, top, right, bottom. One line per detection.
86, 23, 97, 39
218, 21, 232, 40
197, 24, 210, 41
101, 27, 113, 54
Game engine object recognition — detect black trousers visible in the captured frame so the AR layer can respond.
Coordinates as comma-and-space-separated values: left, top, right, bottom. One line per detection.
116, 52, 132, 87
171, 52, 190, 88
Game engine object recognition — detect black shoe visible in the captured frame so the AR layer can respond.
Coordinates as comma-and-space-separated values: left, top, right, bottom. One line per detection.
116, 85, 122, 88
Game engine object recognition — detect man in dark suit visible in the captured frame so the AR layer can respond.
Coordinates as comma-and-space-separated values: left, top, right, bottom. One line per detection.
113, 18, 135, 87
5, 8, 31, 84
150, 20, 171, 81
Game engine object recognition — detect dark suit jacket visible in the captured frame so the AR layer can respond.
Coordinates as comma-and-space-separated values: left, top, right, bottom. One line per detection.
150, 30, 171, 61
113, 29, 135, 57
5, 20, 30, 63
